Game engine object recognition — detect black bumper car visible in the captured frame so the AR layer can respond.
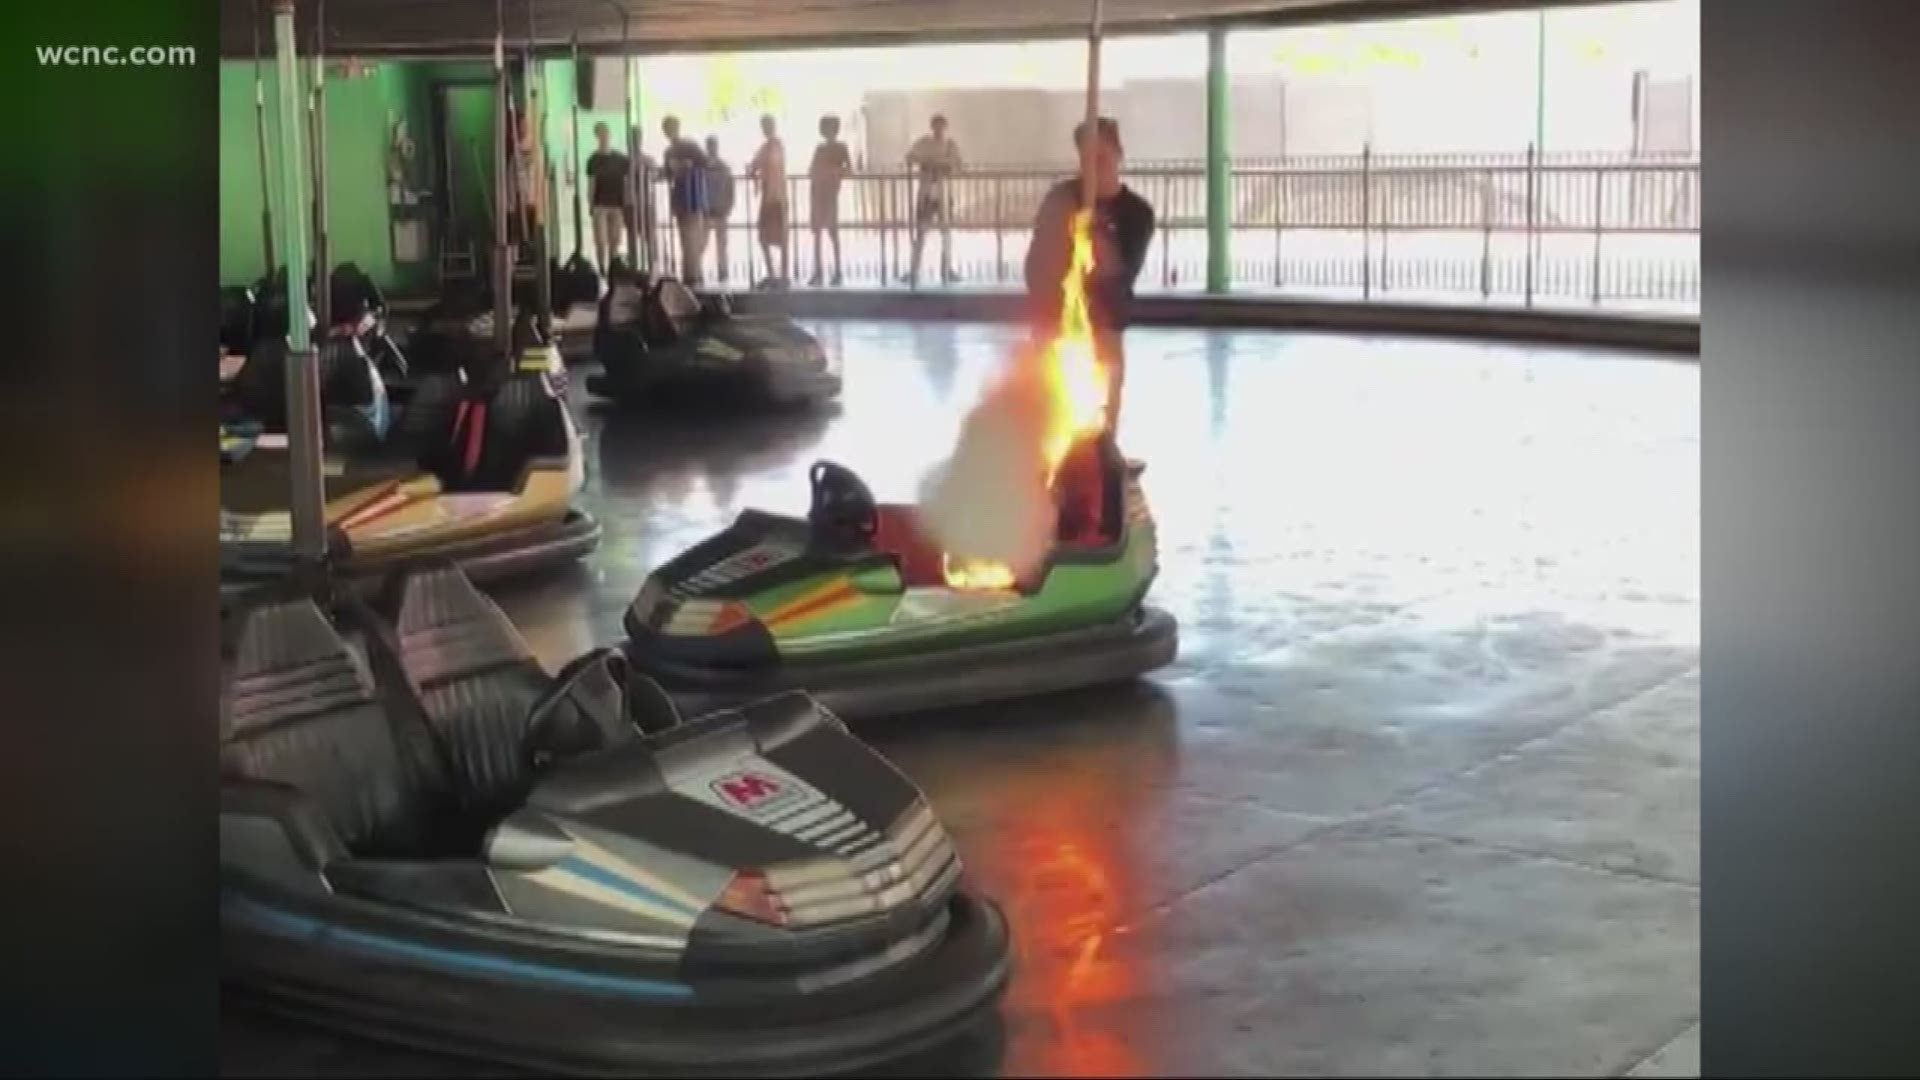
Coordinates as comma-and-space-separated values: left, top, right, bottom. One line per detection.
586, 276, 841, 409
222, 565, 1011, 1076
222, 264, 408, 393
328, 262, 410, 390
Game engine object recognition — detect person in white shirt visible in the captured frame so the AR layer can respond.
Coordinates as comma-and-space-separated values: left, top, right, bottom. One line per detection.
746, 114, 791, 288
905, 114, 963, 287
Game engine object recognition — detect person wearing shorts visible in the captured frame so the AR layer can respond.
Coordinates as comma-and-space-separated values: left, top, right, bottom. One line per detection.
659, 115, 710, 286
747, 115, 791, 288
905, 114, 963, 287
704, 136, 735, 286
807, 115, 852, 287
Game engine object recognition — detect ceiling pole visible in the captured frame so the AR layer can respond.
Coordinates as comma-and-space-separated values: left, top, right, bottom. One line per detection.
493, 0, 513, 357
272, 0, 329, 586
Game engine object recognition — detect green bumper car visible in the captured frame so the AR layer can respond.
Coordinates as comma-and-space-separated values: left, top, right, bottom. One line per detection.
624, 436, 1177, 719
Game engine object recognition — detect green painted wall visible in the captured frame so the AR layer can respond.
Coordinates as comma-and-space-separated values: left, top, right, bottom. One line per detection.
218, 61, 290, 286
221, 56, 644, 295
219, 59, 429, 291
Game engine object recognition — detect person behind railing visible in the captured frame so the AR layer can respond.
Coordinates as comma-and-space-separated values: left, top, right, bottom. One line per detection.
1024, 117, 1155, 434
807, 115, 853, 287
704, 136, 735, 288
584, 121, 630, 281
905, 114, 963, 288
747, 114, 791, 289
658, 115, 711, 287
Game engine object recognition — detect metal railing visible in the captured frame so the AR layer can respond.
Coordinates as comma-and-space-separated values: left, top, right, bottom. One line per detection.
628, 149, 1699, 313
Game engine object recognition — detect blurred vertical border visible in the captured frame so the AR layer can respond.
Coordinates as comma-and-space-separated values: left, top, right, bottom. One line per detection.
0, 1, 218, 1075
1702, 0, 1920, 1075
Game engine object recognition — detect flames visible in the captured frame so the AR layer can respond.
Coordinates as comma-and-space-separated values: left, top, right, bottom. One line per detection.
1040, 208, 1113, 482
943, 557, 1021, 591
938, 209, 1111, 592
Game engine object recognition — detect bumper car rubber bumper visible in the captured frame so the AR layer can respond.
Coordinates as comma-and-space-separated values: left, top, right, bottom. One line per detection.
223, 890, 1011, 1078
629, 605, 1179, 721
219, 508, 600, 604
585, 365, 842, 408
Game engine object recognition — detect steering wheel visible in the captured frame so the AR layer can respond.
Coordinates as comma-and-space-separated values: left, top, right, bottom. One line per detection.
808, 460, 878, 552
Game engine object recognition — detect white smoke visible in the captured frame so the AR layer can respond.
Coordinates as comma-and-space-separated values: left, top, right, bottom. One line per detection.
916, 356, 1058, 583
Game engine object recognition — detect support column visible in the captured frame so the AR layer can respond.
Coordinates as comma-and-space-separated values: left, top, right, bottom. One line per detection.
273, 0, 327, 580
1205, 26, 1230, 295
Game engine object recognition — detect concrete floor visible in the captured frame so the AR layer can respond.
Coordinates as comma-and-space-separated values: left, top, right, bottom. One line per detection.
223, 320, 1699, 1077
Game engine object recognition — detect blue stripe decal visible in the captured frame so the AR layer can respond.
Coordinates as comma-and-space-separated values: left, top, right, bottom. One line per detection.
227, 896, 694, 1001
557, 855, 697, 916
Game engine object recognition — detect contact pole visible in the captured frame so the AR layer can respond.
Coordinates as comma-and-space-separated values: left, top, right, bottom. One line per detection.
569, 33, 584, 261
609, 1, 637, 272
273, 0, 327, 582
527, 0, 552, 339
311, 0, 331, 329
252, 0, 275, 275
1080, 0, 1104, 212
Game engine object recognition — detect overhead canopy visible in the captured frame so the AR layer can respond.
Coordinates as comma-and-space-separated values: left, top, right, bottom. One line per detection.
219, 0, 1634, 59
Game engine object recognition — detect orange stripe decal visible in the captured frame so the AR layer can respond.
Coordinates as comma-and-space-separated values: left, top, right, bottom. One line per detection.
762, 578, 860, 630
334, 478, 402, 523
339, 488, 414, 531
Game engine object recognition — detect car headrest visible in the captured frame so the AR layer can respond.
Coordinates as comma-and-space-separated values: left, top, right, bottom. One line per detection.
655, 278, 700, 325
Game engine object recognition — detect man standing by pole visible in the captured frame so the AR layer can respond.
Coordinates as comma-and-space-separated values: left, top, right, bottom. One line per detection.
1023, 117, 1154, 436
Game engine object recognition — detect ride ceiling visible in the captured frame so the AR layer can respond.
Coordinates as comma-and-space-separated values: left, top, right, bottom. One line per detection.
218, 0, 1639, 58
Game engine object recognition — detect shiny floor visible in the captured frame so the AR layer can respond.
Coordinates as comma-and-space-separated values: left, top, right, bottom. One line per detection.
224, 321, 1700, 1077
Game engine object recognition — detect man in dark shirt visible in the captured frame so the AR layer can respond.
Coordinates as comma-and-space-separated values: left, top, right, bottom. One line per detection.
1024, 117, 1155, 432
659, 115, 710, 286
583, 122, 631, 275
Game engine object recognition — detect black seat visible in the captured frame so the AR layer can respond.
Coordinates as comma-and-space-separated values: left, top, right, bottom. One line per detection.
435, 371, 571, 493
380, 565, 554, 823
599, 276, 651, 331
328, 262, 385, 328
390, 369, 465, 461
595, 280, 654, 385
230, 336, 389, 443
221, 597, 442, 857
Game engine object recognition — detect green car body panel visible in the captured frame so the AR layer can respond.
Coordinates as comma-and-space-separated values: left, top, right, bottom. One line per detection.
631, 461, 1161, 666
